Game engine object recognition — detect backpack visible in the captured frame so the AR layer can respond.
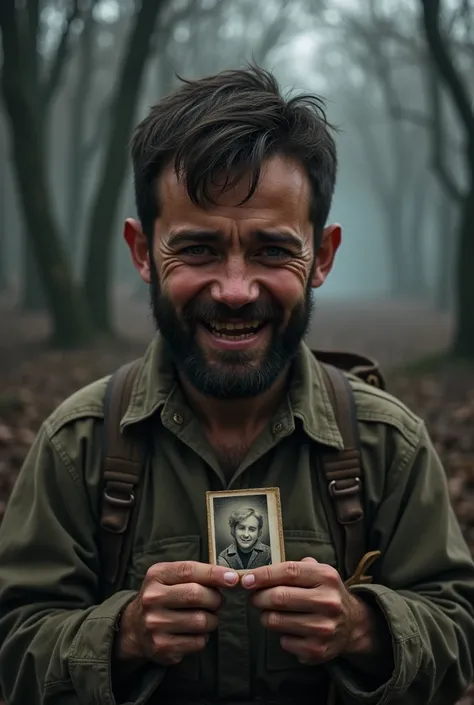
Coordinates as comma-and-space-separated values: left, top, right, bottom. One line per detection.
98, 350, 384, 599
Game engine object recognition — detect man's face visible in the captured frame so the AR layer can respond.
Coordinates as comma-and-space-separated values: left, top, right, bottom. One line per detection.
126, 154, 340, 399
234, 515, 260, 553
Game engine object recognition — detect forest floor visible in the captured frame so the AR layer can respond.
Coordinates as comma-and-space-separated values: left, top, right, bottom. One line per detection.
0, 293, 474, 703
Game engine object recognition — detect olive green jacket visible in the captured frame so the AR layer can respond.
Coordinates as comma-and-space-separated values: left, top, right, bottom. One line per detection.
0, 337, 473, 705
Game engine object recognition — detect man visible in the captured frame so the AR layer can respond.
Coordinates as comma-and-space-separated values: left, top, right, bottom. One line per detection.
217, 508, 272, 570
0, 65, 473, 705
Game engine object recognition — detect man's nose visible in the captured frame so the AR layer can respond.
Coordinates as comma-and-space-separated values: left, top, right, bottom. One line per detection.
210, 259, 259, 309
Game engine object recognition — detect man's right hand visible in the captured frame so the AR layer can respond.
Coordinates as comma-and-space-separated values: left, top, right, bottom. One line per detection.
115, 561, 239, 666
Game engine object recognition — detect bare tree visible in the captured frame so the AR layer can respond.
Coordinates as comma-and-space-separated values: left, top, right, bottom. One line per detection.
0, 0, 170, 345
420, 0, 474, 357
66, 0, 99, 260
0, 118, 7, 293
81, 0, 175, 333
320, 3, 432, 299
0, 0, 94, 346
21, 0, 84, 310
328, 0, 469, 313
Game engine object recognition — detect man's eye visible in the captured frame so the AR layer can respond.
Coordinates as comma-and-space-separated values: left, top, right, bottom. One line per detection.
260, 246, 291, 258
181, 245, 211, 256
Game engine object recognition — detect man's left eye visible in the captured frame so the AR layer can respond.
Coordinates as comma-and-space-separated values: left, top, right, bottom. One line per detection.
260, 246, 291, 258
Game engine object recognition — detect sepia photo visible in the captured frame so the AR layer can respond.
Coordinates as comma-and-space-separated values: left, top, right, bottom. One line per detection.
206, 487, 285, 572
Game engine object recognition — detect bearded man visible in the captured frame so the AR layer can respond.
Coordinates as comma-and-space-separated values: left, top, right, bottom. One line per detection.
0, 65, 473, 705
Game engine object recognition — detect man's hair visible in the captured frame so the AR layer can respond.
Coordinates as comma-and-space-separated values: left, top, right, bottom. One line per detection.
228, 508, 264, 537
131, 64, 338, 247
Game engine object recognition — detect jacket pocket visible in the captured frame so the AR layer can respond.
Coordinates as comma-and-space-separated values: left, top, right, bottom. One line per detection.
130, 534, 202, 580
266, 530, 336, 672
129, 535, 202, 687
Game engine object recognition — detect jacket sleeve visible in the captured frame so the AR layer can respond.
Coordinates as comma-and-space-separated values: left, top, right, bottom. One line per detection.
0, 422, 164, 705
328, 421, 474, 704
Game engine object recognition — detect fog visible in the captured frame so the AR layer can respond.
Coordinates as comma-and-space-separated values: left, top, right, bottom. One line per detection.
0, 0, 472, 353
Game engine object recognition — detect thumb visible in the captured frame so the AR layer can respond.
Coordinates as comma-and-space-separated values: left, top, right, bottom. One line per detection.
301, 556, 319, 564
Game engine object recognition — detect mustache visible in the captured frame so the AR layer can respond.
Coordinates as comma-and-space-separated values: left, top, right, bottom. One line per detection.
182, 300, 283, 325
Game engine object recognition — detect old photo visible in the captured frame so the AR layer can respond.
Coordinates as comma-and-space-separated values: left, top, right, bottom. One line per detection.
206, 487, 285, 572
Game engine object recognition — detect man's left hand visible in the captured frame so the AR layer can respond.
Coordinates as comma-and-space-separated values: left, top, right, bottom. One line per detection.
240, 557, 378, 664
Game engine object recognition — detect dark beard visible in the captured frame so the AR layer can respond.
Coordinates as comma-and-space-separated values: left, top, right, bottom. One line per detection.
149, 269, 314, 399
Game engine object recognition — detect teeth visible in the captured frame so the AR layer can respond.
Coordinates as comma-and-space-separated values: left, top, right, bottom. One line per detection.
210, 320, 261, 331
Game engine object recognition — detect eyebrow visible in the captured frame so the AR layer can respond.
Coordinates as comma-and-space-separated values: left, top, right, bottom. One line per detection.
253, 230, 303, 251
167, 229, 303, 251
167, 230, 221, 248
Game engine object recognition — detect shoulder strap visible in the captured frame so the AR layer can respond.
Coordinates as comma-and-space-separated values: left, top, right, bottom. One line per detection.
319, 363, 366, 580
99, 359, 145, 599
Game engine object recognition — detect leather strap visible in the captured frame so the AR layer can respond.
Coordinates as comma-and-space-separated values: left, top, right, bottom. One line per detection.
99, 359, 145, 599
319, 362, 366, 579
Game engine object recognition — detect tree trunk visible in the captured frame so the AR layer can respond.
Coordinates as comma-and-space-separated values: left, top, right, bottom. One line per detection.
406, 171, 429, 299
433, 187, 457, 311
0, 143, 6, 292
452, 181, 474, 357
0, 2, 94, 347
0, 226, 6, 294
67, 5, 96, 267
19, 0, 46, 311
83, 0, 166, 333
21, 246, 46, 310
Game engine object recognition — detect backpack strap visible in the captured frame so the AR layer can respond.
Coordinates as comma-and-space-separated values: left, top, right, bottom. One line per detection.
99, 359, 145, 599
318, 362, 367, 580
319, 362, 382, 705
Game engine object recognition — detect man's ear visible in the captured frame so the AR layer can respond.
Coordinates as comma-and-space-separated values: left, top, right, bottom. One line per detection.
124, 218, 151, 284
311, 224, 341, 288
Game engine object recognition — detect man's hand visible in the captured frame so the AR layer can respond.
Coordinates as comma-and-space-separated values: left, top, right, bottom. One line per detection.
115, 561, 239, 666
241, 557, 388, 666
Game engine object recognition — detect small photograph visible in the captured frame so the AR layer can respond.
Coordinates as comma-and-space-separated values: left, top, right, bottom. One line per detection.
206, 487, 285, 573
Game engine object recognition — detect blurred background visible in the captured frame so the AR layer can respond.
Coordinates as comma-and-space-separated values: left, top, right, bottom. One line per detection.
0, 0, 473, 701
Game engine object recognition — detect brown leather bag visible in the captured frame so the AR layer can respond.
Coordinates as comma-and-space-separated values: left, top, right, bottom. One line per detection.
98, 351, 384, 599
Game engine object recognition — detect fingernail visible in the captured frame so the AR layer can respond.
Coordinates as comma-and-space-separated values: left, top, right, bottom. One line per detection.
242, 573, 255, 587
224, 571, 238, 584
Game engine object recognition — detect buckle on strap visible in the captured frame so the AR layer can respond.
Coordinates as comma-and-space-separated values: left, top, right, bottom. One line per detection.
103, 489, 135, 508
328, 477, 360, 497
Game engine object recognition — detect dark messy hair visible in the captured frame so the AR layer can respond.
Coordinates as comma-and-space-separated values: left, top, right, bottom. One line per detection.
131, 64, 338, 247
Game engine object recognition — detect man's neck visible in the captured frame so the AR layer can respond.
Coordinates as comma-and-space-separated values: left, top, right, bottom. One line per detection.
179, 368, 290, 437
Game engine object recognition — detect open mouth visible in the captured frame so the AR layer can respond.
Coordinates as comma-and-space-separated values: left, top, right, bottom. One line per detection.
202, 319, 266, 340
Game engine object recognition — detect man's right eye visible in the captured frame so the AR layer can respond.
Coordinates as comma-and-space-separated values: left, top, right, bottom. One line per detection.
181, 245, 211, 256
